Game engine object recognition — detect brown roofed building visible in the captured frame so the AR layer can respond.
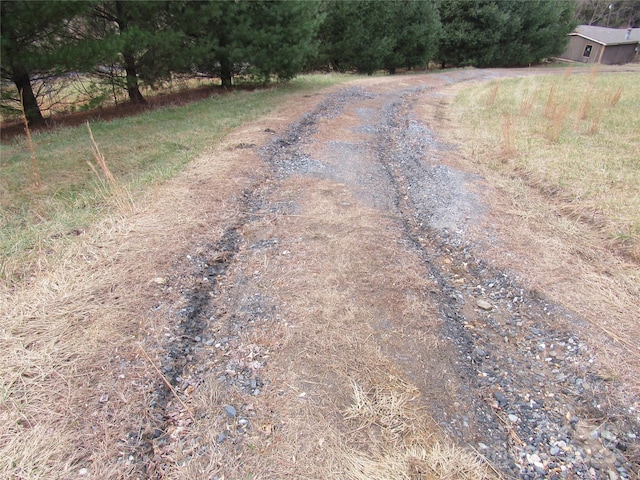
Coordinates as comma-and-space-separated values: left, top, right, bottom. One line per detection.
560, 25, 640, 65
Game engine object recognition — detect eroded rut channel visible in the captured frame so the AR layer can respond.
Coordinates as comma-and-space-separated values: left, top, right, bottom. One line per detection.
142, 72, 639, 479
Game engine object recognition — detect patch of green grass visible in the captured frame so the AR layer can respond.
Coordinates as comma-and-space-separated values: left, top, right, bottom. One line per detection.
449, 70, 640, 257
0, 74, 351, 283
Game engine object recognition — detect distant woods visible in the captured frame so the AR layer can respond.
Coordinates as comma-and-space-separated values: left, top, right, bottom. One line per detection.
1, 0, 587, 126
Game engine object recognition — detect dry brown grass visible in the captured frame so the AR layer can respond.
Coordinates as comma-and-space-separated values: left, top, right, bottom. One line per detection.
433, 67, 640, 406
0, 112, 273, 478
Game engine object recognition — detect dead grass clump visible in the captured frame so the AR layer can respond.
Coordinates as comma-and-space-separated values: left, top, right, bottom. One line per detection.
546, 102, 570, 143
86, 122, 135, 213
344, 380, 421, 439
577, 94, 591, 120
342, 442, 494, 480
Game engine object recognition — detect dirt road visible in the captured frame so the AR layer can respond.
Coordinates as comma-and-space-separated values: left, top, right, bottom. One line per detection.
60, 70, 639, 479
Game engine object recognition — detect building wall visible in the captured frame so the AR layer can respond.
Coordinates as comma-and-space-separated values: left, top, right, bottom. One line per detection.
561, 35, 637, 64
600, 44, 637, 64
562, 36, 603, 63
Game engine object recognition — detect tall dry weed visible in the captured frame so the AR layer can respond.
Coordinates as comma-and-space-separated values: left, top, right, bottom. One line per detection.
608, 86, 623, 107
501, 115, 516, 159
486, 82, 500, 106
519, 92, 535, 117
578, 93, 591, 120
547, 102, 571, 143
86, 122, 135, 213
544, 85, 557, 119
588, 100, 604, 134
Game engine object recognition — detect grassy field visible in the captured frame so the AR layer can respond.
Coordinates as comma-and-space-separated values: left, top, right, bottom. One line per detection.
0, 74, 349, 284
447, 68, 640, 260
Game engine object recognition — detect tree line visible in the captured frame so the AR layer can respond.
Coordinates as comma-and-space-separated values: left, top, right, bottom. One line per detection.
2, 0, 579, 126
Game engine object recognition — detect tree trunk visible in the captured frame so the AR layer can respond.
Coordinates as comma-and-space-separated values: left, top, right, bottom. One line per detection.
14, 70, 44, 126
220, 57, 233, 88
123, 52, 147, 104
115, 0, 146, 105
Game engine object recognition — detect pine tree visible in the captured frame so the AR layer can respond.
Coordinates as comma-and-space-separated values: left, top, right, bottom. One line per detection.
382, 0, 441, 74
436, 0, 507, 68
1, 0, 91, 125
176, 0, 250, 88
436, 0, 576, 68
318, 0, 440, 76
178, 0, 320, 87
89, 1, 181, 104
242, 1, 322, 83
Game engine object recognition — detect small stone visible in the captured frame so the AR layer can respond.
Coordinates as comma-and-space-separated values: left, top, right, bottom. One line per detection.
494, 391, 508, 407
550, 446, 561, 456
608, 470, 620, 480
152, 277, 166, 285
79, 468, 89, 476
508, 414, 519, 423
527, 453, 541, 464
474, 348, 487, 357
477, 299, 493, 310
224, 405, 237, 418
216, 432, 226, 443
601, 430, 616, 442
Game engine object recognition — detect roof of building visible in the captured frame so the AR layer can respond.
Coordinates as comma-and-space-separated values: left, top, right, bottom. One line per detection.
571, 25, 640, 45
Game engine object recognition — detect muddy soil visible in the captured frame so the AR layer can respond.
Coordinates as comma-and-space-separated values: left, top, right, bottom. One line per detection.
138, 70, 639, 479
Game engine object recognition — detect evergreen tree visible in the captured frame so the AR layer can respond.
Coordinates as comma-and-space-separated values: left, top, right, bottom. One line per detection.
1, 0, 92, 125
318, 0, 440, 75
437, 0, 576, 68
242, 0, 321, 83
90, 1, 181, 104
318, 1, 392, 75
436, 0, 507, 68
497, 0, 576, 66
382, 0, 441, 74
179, 0, 320, 87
